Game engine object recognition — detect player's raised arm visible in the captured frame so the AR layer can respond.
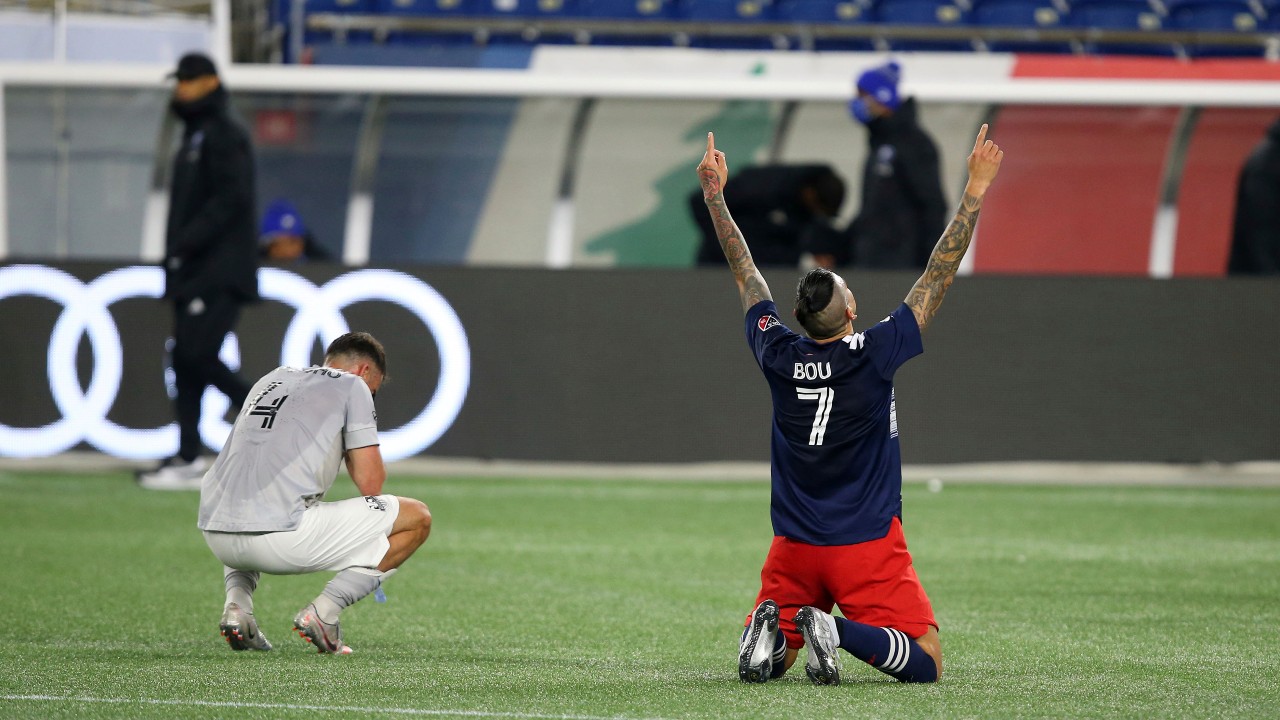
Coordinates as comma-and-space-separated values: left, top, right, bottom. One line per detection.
698, 132, 773, 313
905, 124, 1004, 332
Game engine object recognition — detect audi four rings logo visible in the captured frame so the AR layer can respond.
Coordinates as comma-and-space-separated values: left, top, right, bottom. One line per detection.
0, 264, 470, 462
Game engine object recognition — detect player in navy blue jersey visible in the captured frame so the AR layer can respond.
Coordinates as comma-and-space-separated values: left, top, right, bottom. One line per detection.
697, 127, 1004, 685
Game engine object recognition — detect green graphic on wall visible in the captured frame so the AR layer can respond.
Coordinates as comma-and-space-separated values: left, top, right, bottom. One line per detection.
585, 97, 775, 267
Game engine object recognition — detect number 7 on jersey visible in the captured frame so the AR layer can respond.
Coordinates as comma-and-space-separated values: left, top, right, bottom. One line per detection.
797, 387, 834, 446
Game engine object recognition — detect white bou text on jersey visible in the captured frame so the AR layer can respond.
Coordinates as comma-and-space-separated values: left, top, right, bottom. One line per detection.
793, 362, 832, 381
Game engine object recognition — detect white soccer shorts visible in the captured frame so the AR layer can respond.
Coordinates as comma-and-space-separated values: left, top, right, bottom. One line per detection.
203, 495, 400, 574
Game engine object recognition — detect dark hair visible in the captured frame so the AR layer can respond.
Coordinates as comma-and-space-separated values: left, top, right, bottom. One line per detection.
324, 332, 388, 379
794, 268, 847, 339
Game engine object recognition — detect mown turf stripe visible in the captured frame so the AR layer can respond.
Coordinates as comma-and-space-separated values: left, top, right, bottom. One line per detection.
0, 695, 674, 720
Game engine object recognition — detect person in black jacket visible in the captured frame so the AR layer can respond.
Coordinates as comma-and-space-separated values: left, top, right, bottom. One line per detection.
846, 62, 948, 269
1229, 117, 1280, 275
691, 164, 846, 268
139, 52, 259, 490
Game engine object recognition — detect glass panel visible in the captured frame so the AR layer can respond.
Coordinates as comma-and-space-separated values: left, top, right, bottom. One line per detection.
4, 87, 165, 260
231, 92, 365, 261
4, 87, 57, 258
371, 96, 519, 265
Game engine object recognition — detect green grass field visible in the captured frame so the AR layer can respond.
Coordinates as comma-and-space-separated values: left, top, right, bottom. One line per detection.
1, 470, 1278, 719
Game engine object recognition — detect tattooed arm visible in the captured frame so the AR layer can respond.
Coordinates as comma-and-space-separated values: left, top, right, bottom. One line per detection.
906, 124, 1004, 332
697, 132, 773, 313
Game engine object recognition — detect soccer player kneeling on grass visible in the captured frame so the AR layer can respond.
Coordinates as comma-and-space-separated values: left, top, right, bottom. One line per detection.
197, 332, 432, 654
696, 127, 1004, 684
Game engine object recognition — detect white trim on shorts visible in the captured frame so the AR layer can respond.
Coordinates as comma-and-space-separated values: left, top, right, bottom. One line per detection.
203, 495, 400, 574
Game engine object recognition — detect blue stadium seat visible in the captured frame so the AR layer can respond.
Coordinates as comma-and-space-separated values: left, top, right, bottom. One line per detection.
870, 0, 973, 50
585, 0, 679, 18
376, 0, 480, 15
579, 0, 682, 47
681, 0, 781, 48
773, 1, 875, 49
1165, 0, 1259, 29
1066, 0, 1172, 54
470, 0, 588, 16
968, 0, 1071, 51
1259, 0, 1280, 27
1165, 0, 1264, 55
776, 0, 869, 22
1066, 0, 1162, 29
308, 0, 376, 11
680, 0, 778, 20
969, 0, 1062, 27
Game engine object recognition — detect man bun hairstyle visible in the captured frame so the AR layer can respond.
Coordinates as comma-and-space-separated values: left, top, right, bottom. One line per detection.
794, 268, 847, 339
324, 331, 388, 380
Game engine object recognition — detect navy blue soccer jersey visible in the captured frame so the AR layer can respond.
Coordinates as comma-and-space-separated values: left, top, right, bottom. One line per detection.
745, 300, 924, 546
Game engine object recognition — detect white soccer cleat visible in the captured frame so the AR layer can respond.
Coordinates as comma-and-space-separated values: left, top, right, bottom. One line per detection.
795, 606, 842, 686
137, 456, 207, 491
219, 603, 273, 651
738, 599, 780, 683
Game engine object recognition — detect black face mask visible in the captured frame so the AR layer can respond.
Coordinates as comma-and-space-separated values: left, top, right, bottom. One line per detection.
169, 85, 224, 123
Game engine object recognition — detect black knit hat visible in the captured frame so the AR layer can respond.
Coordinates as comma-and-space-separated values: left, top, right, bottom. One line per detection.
169, 52, 218, 81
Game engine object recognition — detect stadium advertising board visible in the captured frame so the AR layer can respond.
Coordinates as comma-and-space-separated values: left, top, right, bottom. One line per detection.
2, 262, 1278, 464
0, 263, 467, 461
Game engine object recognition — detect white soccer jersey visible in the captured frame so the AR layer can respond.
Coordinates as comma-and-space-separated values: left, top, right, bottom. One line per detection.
198, 366, 379, 533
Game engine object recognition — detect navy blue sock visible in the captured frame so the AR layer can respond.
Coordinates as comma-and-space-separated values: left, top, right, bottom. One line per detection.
833, 617, 938, 683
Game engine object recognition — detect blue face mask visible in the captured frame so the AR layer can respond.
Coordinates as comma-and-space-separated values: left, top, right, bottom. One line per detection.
849, 97, 874, 125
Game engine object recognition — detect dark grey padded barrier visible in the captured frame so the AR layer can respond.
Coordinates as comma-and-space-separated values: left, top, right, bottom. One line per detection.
3, 262, 1277, 463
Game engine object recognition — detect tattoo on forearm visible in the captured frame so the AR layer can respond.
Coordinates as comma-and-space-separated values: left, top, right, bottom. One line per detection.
704, 188, 771, 311
906, 192, 983, 330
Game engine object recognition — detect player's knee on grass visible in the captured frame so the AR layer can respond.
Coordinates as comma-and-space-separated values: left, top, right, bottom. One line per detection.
395, 497, 432, 540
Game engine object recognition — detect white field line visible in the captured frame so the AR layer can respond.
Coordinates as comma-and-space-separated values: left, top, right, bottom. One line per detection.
1, 452, 1278, 487
0, 694, 675, 720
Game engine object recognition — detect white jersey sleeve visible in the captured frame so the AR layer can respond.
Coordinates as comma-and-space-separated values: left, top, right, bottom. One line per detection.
344, 377, 379, 451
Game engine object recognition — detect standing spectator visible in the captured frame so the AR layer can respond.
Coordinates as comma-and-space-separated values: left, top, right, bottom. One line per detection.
1229, 117, 1280, 275
139, 52, 259, 490
846, 62, 948, 269
259, 199, 332, 263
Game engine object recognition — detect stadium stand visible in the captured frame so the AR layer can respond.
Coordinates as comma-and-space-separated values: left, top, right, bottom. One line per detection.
1165, 0, 1264, 55
293, 0, 1280, 58
967, 0, 1073, 52
867, 0, 973, 50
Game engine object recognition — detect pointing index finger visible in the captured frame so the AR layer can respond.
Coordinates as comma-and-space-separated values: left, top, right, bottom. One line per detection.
974, 123, 988, 151
707, 131, 715, 154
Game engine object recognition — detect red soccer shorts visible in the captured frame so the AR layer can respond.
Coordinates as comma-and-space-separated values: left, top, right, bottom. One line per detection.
748, 517, 937, 649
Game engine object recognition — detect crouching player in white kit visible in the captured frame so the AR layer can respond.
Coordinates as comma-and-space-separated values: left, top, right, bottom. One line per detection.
197, 332, 432, 654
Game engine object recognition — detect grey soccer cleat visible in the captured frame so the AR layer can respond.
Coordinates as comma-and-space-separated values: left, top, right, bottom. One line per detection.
219, 603, 273, 651
293, 603, 345, 654
738, 599, 780, 683
795, 606, 842, 686
137, 456, 207, 491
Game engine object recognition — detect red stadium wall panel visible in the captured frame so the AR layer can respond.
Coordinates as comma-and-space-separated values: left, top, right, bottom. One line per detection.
1010, 55, 1280, 81
973, 105, 1177, 275
1172, 108, 1277, 278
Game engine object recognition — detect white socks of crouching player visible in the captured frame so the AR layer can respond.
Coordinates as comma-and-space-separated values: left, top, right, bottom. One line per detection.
313, 567, 397, 624
224, 567, 259, 613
